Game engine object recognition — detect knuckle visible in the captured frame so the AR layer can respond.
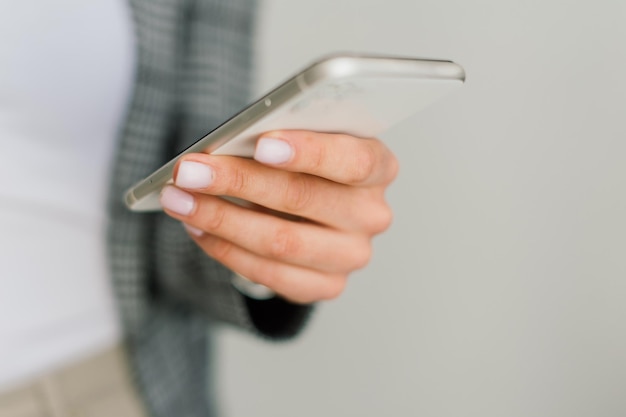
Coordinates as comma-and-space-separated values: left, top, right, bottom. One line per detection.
268, 227, 301, 260
370, 204, 394, 234
350, 143, 377, 184
228, 166, 249, 195
321, 275, 348, 301
206, 237, 234, 261
202, 202, 228, 231
349, 240, 373, 270
283, 175, 314, 212
306, 140, 326, 172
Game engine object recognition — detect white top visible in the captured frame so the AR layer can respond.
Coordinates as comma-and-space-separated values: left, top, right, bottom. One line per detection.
0, 1, 136, 391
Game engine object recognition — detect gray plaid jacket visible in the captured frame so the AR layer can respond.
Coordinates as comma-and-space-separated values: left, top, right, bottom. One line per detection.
107, 1, 311, 416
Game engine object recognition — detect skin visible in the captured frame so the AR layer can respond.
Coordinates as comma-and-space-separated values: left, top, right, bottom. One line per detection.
160, 130, 399, 304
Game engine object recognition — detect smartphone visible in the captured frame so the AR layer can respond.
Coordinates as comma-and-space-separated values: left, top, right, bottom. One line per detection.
125, 53, 465, 211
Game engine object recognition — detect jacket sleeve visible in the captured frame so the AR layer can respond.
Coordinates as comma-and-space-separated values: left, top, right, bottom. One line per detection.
155, 0, 314, 339
108, 0, 313, 340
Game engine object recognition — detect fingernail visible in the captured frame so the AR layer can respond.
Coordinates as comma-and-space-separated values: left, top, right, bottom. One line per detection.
254, 138, 293, 165
160, 186, 195, 216
183, 223, 204, 237
176, 161, 214, 189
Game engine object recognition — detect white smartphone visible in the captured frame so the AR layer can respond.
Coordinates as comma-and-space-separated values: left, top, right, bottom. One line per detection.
125, 53, 465, 211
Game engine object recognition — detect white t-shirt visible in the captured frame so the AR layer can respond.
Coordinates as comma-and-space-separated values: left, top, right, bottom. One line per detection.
0, 1, 136, 391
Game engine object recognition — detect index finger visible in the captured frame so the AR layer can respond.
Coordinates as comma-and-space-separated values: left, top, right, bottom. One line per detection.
253, 131, 399, 186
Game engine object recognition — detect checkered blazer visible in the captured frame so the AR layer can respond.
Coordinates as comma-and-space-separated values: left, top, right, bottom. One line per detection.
107, 1, 311, 416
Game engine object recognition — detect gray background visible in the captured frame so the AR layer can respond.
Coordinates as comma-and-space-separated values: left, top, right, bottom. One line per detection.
216, 1, 626, 416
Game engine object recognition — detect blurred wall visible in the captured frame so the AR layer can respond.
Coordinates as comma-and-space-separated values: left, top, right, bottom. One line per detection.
216, 1, 626, 416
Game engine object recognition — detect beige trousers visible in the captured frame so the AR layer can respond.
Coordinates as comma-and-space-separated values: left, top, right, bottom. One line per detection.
0, 346, 148, 417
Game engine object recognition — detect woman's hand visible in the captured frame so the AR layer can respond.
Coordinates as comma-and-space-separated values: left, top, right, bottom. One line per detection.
159, 130, 398, 304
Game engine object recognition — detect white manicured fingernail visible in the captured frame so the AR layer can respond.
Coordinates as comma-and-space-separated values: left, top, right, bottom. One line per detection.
176, 161, 214, 189
183, 223, 204, 237
160, 186, 195, 216
254, 138, 293, 164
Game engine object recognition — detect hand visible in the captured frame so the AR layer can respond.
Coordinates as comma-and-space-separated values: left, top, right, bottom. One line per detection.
159, 130, 398, 304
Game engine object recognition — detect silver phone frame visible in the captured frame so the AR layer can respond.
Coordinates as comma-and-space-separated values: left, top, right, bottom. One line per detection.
125, 54, 465, 210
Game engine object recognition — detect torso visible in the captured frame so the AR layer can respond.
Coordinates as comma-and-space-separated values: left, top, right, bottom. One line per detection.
0, 0, 136, 391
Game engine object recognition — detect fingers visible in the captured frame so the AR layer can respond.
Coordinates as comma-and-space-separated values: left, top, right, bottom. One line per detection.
253, 130, 399, 186
172, 155, 393, 234
187, 232, 348, 304
160, 186, 373, 273
159, 130, 399, 304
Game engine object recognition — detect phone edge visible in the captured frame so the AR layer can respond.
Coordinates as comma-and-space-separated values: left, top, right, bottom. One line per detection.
125, 55, 465, 211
